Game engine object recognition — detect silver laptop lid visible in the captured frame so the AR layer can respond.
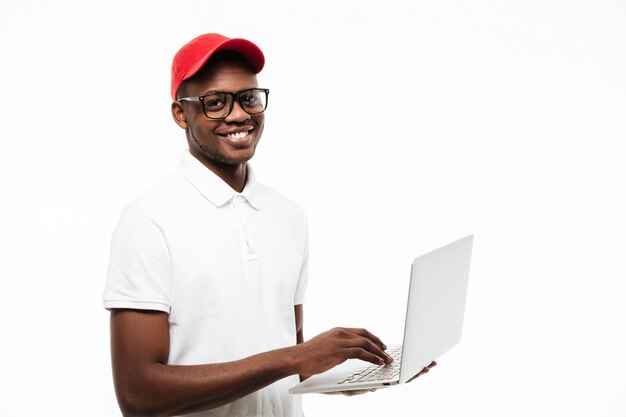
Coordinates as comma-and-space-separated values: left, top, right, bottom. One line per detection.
399, 235, 473, 383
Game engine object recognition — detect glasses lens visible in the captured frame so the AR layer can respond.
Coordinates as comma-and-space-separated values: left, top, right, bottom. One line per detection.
202, 93, 232, 118
239, 89, 268, 115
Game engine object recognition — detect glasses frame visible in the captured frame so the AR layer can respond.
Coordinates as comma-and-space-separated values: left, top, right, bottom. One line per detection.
177, 88, 270, 120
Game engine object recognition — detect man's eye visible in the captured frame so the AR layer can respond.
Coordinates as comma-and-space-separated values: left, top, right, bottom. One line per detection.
241, 95, 258, 104
204, 96, 227, 109
241, 94, 263, 109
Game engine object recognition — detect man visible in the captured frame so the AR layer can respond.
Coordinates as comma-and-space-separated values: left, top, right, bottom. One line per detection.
104, 33, 433, 417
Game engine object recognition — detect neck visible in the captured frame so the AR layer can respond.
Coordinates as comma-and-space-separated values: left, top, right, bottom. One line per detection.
218, 163, 247, 192
191, 151, 248, 192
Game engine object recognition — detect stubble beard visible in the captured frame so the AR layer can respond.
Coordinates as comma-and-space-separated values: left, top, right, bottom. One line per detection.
189, 126, 253, 166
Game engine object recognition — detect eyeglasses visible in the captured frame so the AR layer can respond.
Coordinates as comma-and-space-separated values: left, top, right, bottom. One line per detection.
178, 88, 269, 119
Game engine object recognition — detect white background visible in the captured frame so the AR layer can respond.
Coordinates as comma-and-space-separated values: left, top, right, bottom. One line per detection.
1, 0, 625, 416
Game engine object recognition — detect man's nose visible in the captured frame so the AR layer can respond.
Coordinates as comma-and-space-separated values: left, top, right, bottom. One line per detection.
224, 100, 250, 123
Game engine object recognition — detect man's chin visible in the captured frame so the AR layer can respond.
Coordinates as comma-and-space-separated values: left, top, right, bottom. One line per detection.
199, 149, 255, 167
191, 139, 255, 166
214, 148, 256, 165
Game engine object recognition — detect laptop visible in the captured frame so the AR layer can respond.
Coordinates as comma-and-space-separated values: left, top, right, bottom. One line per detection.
289, 234, 474, 394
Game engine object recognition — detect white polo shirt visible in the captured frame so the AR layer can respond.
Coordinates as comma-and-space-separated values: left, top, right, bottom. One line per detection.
104, 150, 308, 417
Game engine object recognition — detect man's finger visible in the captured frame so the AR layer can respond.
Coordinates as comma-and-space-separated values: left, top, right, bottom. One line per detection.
343, 338, 393, 364
346, 347, 386, 365
341, 328, 387, 348
406, 363, 435, 383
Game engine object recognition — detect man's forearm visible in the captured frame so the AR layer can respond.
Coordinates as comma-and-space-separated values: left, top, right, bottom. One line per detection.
111, 308, 390, 417
116, 345, 301, 417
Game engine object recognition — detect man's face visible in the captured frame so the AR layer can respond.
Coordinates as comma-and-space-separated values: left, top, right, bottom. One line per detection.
177, 58, 264, 169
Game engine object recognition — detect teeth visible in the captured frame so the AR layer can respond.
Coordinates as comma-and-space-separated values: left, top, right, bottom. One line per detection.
225, 131, 248, 140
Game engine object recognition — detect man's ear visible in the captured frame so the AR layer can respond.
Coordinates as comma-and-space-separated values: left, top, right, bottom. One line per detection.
171, 101, 188, 129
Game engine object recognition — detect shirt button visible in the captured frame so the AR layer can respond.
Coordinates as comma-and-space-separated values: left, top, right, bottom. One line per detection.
232, 195, 244, 208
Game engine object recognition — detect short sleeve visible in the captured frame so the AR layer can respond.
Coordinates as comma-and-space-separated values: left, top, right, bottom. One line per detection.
103, 203, 172, 313
293, 218, 309, 305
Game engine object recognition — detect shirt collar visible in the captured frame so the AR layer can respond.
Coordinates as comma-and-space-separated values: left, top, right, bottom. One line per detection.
178, 150, 261, 210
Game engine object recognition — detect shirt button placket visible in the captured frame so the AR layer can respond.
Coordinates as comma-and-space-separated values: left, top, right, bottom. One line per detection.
232, 195, 257, 261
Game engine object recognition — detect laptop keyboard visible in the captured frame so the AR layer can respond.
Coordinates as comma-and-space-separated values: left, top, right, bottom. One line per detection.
338, 345, 403, 384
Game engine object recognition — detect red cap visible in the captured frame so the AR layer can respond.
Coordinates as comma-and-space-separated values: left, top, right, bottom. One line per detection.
171, 33, 265, 100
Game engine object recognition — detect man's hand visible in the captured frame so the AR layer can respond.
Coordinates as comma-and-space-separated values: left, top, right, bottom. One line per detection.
324, 388, 378, 396
323, 360, 438, 396
293, 327, 393, 379
407, 361, 437, 383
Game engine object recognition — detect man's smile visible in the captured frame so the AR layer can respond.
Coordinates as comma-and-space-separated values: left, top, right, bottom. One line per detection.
217, 126, 255, 145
